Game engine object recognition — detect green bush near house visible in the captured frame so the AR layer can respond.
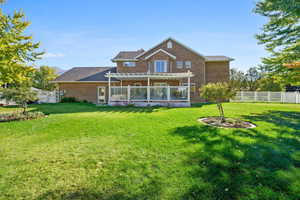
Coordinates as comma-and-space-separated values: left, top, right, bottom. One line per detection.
60, 97, 78, 103
0, 102, 299, 200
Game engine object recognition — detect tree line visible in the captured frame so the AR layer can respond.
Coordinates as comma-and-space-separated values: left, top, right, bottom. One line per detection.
230, 67, 284, 92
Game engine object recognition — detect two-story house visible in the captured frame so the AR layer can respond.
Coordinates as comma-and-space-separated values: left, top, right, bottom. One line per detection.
54, 37, 233, 106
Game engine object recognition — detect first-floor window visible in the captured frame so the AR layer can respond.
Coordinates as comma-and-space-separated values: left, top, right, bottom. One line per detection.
154, 60, 167, 72
123, 62, 136, 67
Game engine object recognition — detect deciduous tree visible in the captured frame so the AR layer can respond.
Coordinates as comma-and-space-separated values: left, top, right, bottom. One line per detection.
201, 82, 236, 122
33, 66, 57, 91
0, 9, 43, 86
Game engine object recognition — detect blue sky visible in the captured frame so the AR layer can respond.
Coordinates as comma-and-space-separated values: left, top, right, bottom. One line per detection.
3, 0, 268, 71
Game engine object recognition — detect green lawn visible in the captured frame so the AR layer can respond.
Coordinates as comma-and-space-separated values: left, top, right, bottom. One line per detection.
0, 103, 299, 200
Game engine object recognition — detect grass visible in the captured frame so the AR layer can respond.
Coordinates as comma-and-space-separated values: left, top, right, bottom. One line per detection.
0, 102, 299, 200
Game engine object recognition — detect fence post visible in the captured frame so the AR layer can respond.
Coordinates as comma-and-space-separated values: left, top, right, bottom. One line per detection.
281, 92, 284, 103
296, 92, 299, 104
254, 91, 257, 102
268, 91, 271, 102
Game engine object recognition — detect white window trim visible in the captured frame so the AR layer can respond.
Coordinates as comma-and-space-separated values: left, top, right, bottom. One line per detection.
185, 61, 192, 69
167, 41, 172, 48
154, 60, 167, 72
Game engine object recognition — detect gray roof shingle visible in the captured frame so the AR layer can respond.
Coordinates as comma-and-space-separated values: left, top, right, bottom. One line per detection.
54, 67, 118, 82
112, 49, 144, 60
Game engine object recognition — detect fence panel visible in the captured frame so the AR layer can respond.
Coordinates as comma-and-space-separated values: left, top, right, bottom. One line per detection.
170, 86, 188, 101
110, 87, 127, 101
231, 91, 300, 104
130, 87, 147, 101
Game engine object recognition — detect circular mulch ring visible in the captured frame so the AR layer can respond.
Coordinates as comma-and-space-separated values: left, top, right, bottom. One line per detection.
198, 117, 256, 129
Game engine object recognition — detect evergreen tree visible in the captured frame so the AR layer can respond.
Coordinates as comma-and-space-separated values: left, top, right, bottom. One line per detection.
254, 0, 300, 84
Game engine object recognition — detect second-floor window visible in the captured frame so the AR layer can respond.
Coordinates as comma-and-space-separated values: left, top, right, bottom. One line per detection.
154, 60, 167, 72
185, 61, 192, 68
176, 61, 183, 69
123, 62, 136, 67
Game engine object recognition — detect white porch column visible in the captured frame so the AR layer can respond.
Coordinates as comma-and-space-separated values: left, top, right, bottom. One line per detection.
187, 70, 191, 102
147, 77, 150, 103
108, 71, 111, 103
167, 85, 170, 101
127, 85, 130, 102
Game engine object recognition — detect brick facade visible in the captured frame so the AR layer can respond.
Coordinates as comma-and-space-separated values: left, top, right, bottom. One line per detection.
57, 38, 231, 104
116, 39, 229, 101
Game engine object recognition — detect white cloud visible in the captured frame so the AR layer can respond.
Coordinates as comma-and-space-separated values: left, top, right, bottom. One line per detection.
42, 52, 65, 58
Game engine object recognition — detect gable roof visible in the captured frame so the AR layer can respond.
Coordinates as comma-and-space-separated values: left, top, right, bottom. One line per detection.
110, 37, 234, 63
144, 49, 176, 60
112, 49, 144, 61
204, 56, 234, 62
53, 67, 118, 82
135, 37, 206, 59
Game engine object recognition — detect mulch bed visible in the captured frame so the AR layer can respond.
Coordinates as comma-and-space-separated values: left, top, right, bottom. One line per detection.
198, 117, 256, 128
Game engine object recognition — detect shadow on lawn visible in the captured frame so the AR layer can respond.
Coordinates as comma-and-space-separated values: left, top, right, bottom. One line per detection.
29, 103, 166, 115
172, 110, 300, 200
35, 179, 163, 200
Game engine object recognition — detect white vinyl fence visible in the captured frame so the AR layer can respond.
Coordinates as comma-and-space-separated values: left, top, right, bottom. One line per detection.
31, 88, 58, 103
231, 91, 300, 104
0, 88, 58, 105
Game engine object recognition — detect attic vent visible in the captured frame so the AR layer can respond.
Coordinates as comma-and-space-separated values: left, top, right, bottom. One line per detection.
167, 41, 172, 48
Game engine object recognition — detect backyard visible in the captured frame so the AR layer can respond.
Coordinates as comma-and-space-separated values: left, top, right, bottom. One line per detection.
0, 103, 299, 200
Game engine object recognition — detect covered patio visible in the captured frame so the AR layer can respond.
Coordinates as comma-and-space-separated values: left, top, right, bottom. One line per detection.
105, 71, 194, 107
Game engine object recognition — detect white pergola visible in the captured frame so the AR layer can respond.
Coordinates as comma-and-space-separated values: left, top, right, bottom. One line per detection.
105, 71, 194, 103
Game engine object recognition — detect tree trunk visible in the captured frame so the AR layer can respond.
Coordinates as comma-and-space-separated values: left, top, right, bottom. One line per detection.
216, 102, 225, 123
22, 102, 27, 114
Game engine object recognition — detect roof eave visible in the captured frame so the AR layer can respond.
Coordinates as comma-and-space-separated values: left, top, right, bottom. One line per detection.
205, 58, 235, 62
111, 59, 139, 62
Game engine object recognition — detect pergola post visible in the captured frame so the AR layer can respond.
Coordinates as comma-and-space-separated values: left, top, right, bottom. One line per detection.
108, 71, 111, 104
187, 70, 191, 102
147, 77, 150, 103
127, 85, 130, 102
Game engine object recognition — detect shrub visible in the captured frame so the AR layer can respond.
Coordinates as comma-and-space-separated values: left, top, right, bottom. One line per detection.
60, 97, 77, 103
0, 111, 45, 122
0, 87, 38, 113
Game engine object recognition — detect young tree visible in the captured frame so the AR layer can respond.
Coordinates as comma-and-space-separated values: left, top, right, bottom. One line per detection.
0, 87, 37, 113
254, 0, 300, 83
33, 66, 58, 91
0, 9, 43, 86
201, 82, 236, 123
